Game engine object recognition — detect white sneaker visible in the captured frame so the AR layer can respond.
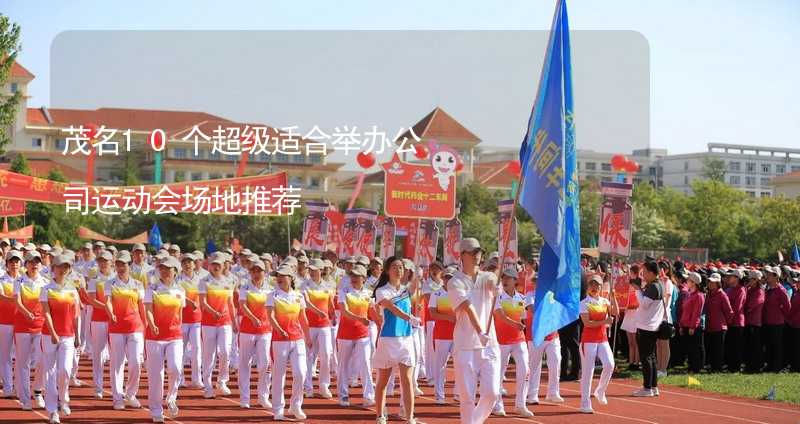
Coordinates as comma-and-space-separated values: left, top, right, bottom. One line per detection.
304, 388, 314, 398
125, 396, 141, 408
167, 400, 179, 418
94, 390, 103, 399
435, 397, 447, 405
594, 390, 608, 405
580, 406, 595, 414
203, 389, 215, 399
375, 417, 388, 424
632, 388, 654, 397
515, 406, 534, 417
113, 401, 125, 410
259, 395, 272, 410
240, 402, 250, 409
49, 412, 60, 424
218, 382, 232, 396
657, 370, 667, 378
60, 403, 71, 416
414, 387, 424, 396
70, 378, 83, 387
191, 382, 205, 390
363, 398, 375, 408
152, 416, 164, 423
500, 387, 508, 396
406, 418, 417, 424
289, 406, 307, 420
339, 397, 350, 407
21, 403, 32, 411
492, 408, 506, 417
273, 414, 289, 421
319, 388, 333, 399
653, 387, 660, 396
35, 393, 45, 408
546, 395, 565, 403
527, 397, 540, 405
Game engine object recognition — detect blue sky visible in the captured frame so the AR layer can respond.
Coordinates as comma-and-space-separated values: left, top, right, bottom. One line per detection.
5, 0, 800, 154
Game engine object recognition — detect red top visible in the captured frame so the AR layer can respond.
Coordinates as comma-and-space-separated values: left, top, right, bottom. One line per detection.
13, 275, 47, 334
268, 288, 306, 342
40, 284, 79, 337
705, 288, 733, 332
239, 284, 272, 335
744, 286, 765, 327
144, 283, 184, 341
431, 289, 455, 341
494, 292, 526, 345
679, 290, 704, 329
302, 280, 332, 328
580, 296, 611, 343
178, 273, 202, 324
788, 291, 800, 328
725, 285, 747, 327
336, 286, 371, 340
0, 275, 18, 325
762, 285, 790, 326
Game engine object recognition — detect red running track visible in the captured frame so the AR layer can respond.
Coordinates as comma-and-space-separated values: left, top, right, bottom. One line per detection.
1, 363, 798, 423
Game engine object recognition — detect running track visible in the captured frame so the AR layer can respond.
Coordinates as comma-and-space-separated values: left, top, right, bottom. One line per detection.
1, 364, 798, 423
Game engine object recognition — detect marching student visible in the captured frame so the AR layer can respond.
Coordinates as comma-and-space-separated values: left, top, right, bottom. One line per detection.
63, 251, 87, 389
0, 250, 23, 398
86, 250, 116, 398
336, 264, 376, 407
525, 287, 563, 406
267, 265, 311, 421
429, 266, 457, 404
40, 254, 81, 424
447, 238, 501, 424
421, 261, 445, 385
177, 253, 203, 388
492, 267, 534, 418
743, 270, 765, 373
198, 252, 238, 398
578, 274, 619, 414
105, 251, 146, 410
621, 265, 641, 371
679, 272, 706, 374
14, 250, 48, 410
130, 243, 153, 287
238, 259, 273, 410
144, 256, 185, 423
300, 258, 335, 399
762, 266, 790, 372
704, 273, 733, 372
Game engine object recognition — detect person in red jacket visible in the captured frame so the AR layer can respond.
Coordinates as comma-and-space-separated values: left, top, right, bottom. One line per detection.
787, 271, 800, 372
704, 273, 733, 372
743, 270, 765, 373
679, 272, 705, 373
723, 269, 747, 372
762, 266, 790, 372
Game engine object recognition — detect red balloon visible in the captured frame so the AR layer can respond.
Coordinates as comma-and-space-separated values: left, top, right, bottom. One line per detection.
413, 144, 429, 160
83, 122, 99, 140
610, 154, 627, 170
507, 160, 521, 177
626, 160, 640, 173
356, 151, 375, 169
456, 161, 464, 172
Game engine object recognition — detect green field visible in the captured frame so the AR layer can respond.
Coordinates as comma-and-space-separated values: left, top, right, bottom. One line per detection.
658, 372, 800, 405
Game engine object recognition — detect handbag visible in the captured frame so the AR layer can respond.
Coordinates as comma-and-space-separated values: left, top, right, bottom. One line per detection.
657, 283, 675, 340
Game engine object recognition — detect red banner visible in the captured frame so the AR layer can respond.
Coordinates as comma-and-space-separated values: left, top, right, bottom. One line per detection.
353, 209, 378, 258
0, 198, 25, 217
382, 154, 456, 220
380, 217, 396, 260
444, 214, 462, 267
416, 220, 439, 267
302, 201, 329, 252
498, 199, 519, 272
396, 218, 420, 261
598, 182, 634, 257
0, 169, 291, 216
77, 226, 148, 244
325, 209, 344, 255
0, 225, 34, 239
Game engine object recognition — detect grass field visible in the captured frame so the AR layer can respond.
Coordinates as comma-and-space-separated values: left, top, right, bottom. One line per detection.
658, 371, 800, 405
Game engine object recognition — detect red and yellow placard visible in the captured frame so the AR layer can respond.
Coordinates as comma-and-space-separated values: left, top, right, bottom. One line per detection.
382, 154, 456, 220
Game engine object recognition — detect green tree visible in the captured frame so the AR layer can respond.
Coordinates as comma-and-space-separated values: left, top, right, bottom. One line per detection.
9, 152, 30, 175
631, 202, 665, 249
579, 180, 601, 248
0, 15, 22, 155
460, 211, 497, 253
457, 181, 503, 216
701, 157, 727, 182
684, 179, 749, 258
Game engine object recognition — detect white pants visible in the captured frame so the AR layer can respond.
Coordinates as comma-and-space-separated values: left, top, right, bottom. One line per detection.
304, 326, 332, 392
337, 337, 374, 401
579, 342, 615, 410
453, 346, 501, 424
43, 336, 75, 414
424, 322, 435, 381
0, 324, 14, 394
368, 322, 378, 356
239, 332, 272, 405
496, 342, 529, 410
109, 332, 144, 402
201, 325, 232, 389
528, 338, 562, 401
413, 325, 426, 381
272, 340, 307, 416
229, 317, 241, 369
329, 322, 338, 375
90, 321, 109, 393
181, 323, 202, 385
433, 339, 454, 400
146, 339, 183, 418
81, 307, 93, 355
14, 332, 44, 407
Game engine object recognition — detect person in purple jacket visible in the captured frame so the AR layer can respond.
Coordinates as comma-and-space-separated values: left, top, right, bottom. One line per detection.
723, 269, 747, 373
704, 273, 733, 372
787, 271, 800, 372
762, 266, 790, 372
679, 272, 705, 374
743, 270, 765, 373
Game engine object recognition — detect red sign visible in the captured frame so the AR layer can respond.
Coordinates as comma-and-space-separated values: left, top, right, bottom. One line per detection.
598, 181, 634, 257
0, 198, 25, 217
78, 226, 148, 244
0, 225, 34, 239
382, 155, 456, 220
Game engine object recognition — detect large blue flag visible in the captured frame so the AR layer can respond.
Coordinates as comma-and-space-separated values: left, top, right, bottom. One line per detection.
792, 242, 800, 263
518, 0, 581, 346
148, 223, 163, 251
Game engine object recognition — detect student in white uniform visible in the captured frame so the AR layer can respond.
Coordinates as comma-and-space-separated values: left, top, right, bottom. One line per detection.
14, 250, 48, 411
86, 250, 116, 398
198, 252, 237, 399
428, 267, 457, 404
335, 264, 376, 407
237, 259, 273, 410
0, 250, 23, 398
578, 274, 619, 414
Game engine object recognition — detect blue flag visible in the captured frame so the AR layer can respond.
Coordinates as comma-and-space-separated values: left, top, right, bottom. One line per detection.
148, 223, 162, 251
518, 0, 581, 346
206, 239, 218, 255
792, 242, 800, 263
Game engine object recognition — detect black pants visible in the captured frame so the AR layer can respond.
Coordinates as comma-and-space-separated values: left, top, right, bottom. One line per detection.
706, 330, 726, 372
763, 324, 784, 372
670, 329, 686, 368
637, 329, 659, 389
744, 325, 762, 372
558, 320, 581, 379
790, 326, 800, 372
681, 328, 705, 373
724, 326, 744, 372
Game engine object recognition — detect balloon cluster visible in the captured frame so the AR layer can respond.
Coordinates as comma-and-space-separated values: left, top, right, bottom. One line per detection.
611, 154, 640, 173
507, 160, 521, 177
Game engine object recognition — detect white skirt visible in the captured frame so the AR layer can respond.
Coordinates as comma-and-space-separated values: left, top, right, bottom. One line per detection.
621, 309, 639, 333
372, 335, 416, 369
